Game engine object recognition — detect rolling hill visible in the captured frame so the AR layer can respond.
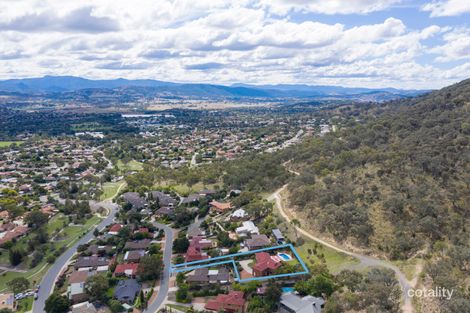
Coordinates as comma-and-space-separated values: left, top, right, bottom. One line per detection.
282, 78, 470, 312
0, 76, 426, 101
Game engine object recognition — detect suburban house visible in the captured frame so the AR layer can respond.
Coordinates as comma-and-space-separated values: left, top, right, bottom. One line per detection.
71, 301, 98, 313
108, 224, 122, 235
69, 270, 92, 285
185, 236, 212, 262
74, 256, 110, 270
186, 267, 230, 285
124, 250, 145, 263
186, 245, 208, 262
272, 228, 285, 244
236, 221, 259, 236
124, 238, 152, 250
135, 227, 149, 235
114, 263, 139, 277
122, 192, 147, 209
87, 244, 114, 256
191, 236, 213, 249
279, 293, 325, 313
150, 191, 177, 207
245, 234, 271, 250
252, 252, 281, 277
155, 206, 174, 218
68, 282, 88, 304
114, 279, 141, 304
230, 208, 248, 221
205, 291, 246, 313
209, 200, 232, 213
41, 204, 58, 217
0, 225, 29, 245
181, 194, 203, 205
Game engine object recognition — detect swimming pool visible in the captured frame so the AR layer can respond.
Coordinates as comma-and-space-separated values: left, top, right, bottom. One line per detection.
277, 253, 292, 261
282, 287, 295, 293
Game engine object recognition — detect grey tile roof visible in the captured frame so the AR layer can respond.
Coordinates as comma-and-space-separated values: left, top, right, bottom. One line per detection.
280, 293, 325, 313
114, 279, 141, 303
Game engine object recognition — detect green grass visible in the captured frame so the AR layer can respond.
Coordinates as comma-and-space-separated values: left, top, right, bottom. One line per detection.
0, 141, 23, 147
155, 182, 212, 197
296, 237, 359, 274
268, 194, 359, 274
46, 214, 68, 235
16, 296, 33, 312
392, 258, 421, 281
100, 180, 126, 201
0, 215, 102, 292
116, 160, 143, 173
172, 184, 193, 196
167, 304, 192, 312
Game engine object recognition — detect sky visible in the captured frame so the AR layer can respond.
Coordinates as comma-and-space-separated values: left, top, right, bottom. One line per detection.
0, 0, 469, 89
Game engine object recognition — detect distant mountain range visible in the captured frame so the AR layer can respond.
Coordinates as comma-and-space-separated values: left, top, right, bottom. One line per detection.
0, 76, 428, 101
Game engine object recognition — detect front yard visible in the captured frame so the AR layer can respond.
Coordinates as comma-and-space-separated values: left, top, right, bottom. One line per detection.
0, 214, 102, 291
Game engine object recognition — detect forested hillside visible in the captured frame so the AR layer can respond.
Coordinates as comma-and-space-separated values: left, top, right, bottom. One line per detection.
284, 79, 470, 312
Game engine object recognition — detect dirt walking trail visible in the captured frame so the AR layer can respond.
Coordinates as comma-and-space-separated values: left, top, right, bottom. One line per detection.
269, 163, 418, 313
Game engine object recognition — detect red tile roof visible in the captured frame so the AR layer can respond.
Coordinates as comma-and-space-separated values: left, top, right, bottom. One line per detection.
209, 201, 232, 212
205, 291, 245, 313
108, 224, 122, 233
185, 246, 208, 262
0, 226, 29, 245
252, 252, 281, 274
136, 227, 149, 234
185, 236, 211, 262
114, 263, 139, 276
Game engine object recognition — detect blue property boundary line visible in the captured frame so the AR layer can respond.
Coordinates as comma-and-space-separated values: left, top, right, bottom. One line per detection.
170, 244, 309, 283
172, 244, 292, 268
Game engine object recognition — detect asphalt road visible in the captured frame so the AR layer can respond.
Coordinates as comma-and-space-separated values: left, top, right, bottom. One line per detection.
32, 201, 119, 313
144, 221, 173, 313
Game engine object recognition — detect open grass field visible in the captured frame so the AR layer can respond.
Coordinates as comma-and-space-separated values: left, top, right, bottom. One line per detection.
0, 214, 101, 292
154, 182, 215, 197
100, 180, 126, 201
0, 141, 23, 147
116, 160, 144, 173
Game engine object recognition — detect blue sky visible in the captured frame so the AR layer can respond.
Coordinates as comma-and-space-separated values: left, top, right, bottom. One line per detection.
0, 0, 469, 89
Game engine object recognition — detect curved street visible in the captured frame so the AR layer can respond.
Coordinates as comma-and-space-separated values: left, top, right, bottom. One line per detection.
144, 221, 173, 312
32, 200, 119, 313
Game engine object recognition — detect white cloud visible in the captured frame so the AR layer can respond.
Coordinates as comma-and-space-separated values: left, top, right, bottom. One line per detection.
0, 0, 468, 89
422, 0, 470, 17
258, 0, 401, 15
431, 29, 470, 62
